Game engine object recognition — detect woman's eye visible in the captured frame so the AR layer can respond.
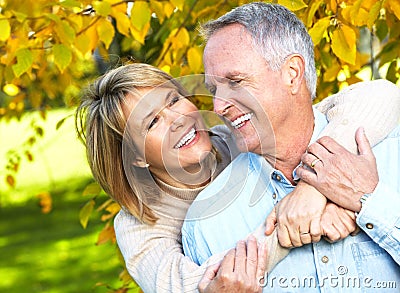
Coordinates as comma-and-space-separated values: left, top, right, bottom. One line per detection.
148, 116, 159, 129
169, 96, 180, 106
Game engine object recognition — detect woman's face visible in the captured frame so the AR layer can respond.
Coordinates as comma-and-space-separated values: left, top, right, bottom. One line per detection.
122, 86, 213, 184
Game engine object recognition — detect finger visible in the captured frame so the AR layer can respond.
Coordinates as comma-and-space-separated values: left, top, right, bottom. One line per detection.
298, 223, 312, 245
317, 136, 346, 154
301, 153, 324, 172
322, 224, 340, 243
265, 208, 277, 236
277, 224, 293, 248
256, 240, 268, 280
355, 127, 374, 157
296, 165, 318, 186
287, 225, 303, 247
234, 240, 246, 273
307, 141, 330, 160
340, 209, 357, 233
199, 262, 220, 291
309, 218, 322, 243
219, 248, 236, 275
246, 236, 258, 277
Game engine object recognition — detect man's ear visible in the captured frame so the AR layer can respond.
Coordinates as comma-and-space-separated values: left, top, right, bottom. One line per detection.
282, 54, 305, 95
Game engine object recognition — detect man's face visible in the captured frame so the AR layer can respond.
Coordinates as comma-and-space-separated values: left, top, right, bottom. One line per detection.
204, 24, 292, 156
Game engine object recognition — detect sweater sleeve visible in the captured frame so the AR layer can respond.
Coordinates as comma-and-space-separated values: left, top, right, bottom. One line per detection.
315, 79, 400, 153
114, 209, 222, 293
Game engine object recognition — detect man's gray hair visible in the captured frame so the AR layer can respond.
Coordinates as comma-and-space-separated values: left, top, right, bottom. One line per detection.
201, 2, 317, 99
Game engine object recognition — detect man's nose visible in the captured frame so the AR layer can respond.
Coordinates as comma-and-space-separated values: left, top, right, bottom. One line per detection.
213, 94, 232, 116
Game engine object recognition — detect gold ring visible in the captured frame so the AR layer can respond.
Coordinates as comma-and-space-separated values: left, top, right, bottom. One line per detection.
310, 158, 323, 168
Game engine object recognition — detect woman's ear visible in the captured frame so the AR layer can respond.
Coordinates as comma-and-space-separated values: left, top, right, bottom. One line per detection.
282, 54, 305, 95
132, 156, 149, 168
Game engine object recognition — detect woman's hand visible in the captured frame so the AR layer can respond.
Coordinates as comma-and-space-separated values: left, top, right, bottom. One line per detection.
198, 236, 267, 293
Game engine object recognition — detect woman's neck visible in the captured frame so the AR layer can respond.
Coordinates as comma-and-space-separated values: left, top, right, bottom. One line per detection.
151, 153, 215, 189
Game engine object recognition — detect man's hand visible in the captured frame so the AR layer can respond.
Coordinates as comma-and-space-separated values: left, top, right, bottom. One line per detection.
265, 181, 326, 248
320, 202, 358, 242
297, 127, 378, 212
198, 236, 266, 293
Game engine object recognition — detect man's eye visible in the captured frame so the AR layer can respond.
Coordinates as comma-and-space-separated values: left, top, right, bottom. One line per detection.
228, 79, 242, 87
148, 116, 159, 129
207, 85, 216, 95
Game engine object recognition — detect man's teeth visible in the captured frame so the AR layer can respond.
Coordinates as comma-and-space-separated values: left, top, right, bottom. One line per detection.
175, 128, 196, 149
231, 113, 252, 129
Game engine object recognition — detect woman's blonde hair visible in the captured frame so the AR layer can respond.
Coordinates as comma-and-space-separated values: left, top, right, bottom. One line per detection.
76, 63, 188, 224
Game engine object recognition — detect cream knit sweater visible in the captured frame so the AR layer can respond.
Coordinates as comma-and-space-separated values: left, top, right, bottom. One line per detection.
115, 80, 400, 293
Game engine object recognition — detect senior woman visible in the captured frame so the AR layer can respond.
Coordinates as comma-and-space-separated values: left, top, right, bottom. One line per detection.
76, 63, 399, 292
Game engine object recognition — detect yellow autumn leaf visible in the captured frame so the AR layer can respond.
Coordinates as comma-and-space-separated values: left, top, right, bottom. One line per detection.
96, 19, 115, 49
306, 0, 323, 27
53, 44, 72, 72
96, 223, 115, 245
130, 21, 150, 44
323, 61, 341, 82
6, 174, 15, 187
93, 1, 112, 17
309, 17, 330, 45
187, 47, 202, 72
170, 0, 184, 11
388, 0, 400, 20
278, 0, 307, 11
79, 199, 95, 229
0, 18, 11, 41
12, 48, 33, 78
84, 25, 99, 54
3, 84, 19, 96
163, 2, 174, 18
74, 33, 91, 55
367, 1, 381, 29
37, 192, 52, 214
331, 25, 356, 65
82, 182, 102, 196
55, 20, 76, 44
113, 11, 131, 37
150, 0, 165, 23
130, 1, 151, 31
172, 27, 190, 49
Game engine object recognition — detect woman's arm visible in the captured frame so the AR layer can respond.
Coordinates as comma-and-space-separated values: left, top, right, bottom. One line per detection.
267, 79, 400, 247
316, 79, 400, 152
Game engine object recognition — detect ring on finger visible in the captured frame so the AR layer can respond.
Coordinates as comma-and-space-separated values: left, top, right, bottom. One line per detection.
310, 158, 323, 168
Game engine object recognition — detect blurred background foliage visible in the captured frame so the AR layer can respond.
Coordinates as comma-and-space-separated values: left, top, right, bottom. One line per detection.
0, 0, 399, 292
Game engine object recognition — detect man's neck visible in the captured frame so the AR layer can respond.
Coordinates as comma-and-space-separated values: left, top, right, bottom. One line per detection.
265, 108, 315, 184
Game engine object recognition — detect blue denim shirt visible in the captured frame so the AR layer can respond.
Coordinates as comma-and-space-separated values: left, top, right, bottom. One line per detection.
182, 110, 400, 292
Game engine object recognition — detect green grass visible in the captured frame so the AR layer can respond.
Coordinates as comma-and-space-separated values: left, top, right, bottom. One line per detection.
0, 109, 133, 292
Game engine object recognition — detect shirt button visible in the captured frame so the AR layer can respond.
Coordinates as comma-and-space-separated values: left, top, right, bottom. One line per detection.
272, 193, 277, 199
276, 175, 282, 181
366, 223, 374, 229
321, 256, 329, 263
342, 119, 349, 125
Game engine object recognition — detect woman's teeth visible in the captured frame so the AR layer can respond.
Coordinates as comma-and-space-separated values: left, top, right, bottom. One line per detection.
174, 128, 196, 149
231, 113, 252, 129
